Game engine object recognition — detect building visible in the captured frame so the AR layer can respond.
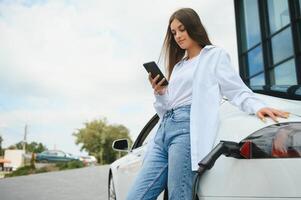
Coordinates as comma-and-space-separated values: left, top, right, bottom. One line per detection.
234, 0, 301, 99
3, 149, 25, 171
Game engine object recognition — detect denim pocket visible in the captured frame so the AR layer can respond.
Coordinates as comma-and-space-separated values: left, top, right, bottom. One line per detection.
171, 109, 190, 123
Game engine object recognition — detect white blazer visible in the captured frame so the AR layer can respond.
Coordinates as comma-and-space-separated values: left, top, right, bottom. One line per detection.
153, 45, 266, 171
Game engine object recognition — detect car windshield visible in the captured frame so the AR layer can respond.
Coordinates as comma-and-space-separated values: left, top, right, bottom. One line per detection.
252, 85, 301, 100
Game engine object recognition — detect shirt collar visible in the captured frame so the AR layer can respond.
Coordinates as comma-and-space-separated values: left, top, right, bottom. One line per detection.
180, 45, 215, 62
203, 44, 215, 50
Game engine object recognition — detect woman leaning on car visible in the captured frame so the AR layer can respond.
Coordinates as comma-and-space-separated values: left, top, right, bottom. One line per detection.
126, 8, 290, 200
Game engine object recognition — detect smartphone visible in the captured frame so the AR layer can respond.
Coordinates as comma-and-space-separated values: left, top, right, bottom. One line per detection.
143, 61, 169, 86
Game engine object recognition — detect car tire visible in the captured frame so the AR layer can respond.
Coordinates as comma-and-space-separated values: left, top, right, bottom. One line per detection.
108, 171, 117, 200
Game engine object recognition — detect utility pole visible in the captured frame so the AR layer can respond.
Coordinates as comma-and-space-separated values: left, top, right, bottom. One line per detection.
23, 124, 28, 152
22, 124, 28, 167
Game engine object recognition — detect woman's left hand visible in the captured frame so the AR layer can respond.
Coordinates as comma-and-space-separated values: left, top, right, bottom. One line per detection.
256, 107, 290, 123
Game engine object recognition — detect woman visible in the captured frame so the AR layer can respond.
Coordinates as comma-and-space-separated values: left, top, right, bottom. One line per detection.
126, 8, 289, 200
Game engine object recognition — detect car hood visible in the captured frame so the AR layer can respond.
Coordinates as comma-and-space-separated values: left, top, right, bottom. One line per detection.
217, 93, 301, 144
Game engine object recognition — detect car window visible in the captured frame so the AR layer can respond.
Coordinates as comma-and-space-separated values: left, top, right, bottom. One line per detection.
142, 122, 160, 146
241, 122, 301, 158
56, 152, 65, 157
131, 115, 159, 149
48, 152, 57, 156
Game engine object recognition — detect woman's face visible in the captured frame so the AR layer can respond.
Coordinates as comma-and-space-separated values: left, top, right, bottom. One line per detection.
170, 18, 197, 50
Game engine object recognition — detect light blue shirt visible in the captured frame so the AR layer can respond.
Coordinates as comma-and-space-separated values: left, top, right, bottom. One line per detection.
153, 45, 266, 171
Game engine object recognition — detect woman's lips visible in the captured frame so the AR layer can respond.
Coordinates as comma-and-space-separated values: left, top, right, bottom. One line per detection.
178, 39, 185, 45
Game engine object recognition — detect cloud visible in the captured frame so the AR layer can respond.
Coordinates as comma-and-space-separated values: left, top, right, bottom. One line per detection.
0, 0, 237, 155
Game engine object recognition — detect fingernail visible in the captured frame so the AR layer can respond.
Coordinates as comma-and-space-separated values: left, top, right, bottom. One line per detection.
261, 118, 266, 122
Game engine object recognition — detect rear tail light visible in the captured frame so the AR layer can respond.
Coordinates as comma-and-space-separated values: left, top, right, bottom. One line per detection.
239, 122, 301, 159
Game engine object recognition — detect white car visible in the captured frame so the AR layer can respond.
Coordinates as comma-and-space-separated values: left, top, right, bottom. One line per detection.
79, 155, 97, 166
108, 93, 301, 200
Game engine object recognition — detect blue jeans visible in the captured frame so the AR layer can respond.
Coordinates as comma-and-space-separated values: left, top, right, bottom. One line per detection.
126, 105, 196, 200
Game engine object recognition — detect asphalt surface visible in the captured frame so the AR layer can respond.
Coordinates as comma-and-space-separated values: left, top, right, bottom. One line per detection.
0, 165, 110, 200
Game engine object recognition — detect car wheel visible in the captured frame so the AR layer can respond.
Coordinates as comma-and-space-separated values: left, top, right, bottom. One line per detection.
108, 172, 117, 200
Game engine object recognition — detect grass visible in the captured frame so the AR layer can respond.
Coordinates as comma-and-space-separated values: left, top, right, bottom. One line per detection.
55, 160, 84, 170
4, 160, 84, 178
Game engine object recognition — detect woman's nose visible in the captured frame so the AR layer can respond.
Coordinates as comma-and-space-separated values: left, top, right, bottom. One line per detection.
175, 32, 182, 39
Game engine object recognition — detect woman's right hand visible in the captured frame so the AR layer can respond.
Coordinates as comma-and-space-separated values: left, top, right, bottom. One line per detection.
148, 73, 167, 95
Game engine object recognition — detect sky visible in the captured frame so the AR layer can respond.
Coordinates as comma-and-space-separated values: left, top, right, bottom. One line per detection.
0, 0, 238, 156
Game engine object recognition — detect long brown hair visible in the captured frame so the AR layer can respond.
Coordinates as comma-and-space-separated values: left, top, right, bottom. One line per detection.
159, 8, 212, 80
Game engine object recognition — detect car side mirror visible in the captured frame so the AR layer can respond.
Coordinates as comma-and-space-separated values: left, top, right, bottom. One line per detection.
112, 139, 130, 152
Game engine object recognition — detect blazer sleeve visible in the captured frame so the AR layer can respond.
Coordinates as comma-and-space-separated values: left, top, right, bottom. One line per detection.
215, 48, 267, 114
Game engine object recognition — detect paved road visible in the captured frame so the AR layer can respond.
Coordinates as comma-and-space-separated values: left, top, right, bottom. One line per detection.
0, 165, 110, 200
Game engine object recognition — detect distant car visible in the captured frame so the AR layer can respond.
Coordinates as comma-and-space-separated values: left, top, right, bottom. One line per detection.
35, 150, 79, 163
79, 155, 97, 166
108, 92, 301, 200
66, 153, 80, 160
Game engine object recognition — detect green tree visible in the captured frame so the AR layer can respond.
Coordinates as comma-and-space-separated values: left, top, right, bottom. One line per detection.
73, 118, 132, 165
0, 135, 3, 156
0, 135, 2, 148
26, 142, 48, 153
8, 141, 47, 153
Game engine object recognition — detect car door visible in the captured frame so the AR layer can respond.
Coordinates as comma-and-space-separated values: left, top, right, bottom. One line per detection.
114, 115, 166, 200
56, 151, 67, 162
46, 151, 58, 162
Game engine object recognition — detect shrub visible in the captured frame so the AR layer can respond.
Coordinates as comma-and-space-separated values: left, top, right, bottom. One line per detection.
4, 160, 84, 178
35, 165, 58, 174
56, 160, 84, 170
5, 166, 35, 177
